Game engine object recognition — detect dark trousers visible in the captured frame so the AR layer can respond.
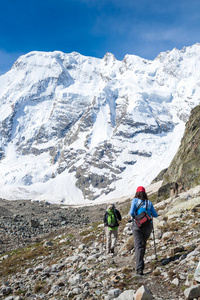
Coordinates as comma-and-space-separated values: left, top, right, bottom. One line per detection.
132, 222, 153, 271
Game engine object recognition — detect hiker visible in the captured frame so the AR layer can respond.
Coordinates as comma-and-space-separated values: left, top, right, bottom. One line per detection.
104, 204, 122, 254
170, 182, 179, 198
129, 186, 158, 275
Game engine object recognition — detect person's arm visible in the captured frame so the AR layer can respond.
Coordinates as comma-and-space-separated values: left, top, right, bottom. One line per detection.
129, 199, 136, 218
116, 209, 122, 221
150, 202, 158, 218
104, 213, 108, 224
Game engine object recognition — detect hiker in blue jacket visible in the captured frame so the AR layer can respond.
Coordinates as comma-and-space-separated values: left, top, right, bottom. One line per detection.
129, 186, 158, 275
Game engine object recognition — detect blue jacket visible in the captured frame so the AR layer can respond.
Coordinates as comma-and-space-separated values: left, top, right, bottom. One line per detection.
129, 198, 158, 219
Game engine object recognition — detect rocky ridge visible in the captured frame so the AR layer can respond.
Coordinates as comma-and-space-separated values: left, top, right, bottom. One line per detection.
159, 105, 200, 198
0, 185, 200, 299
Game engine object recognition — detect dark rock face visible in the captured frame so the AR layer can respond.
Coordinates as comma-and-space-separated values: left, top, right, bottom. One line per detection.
151, 168, 168, 184
158, 105, 200, 198
74, 143, 124, 200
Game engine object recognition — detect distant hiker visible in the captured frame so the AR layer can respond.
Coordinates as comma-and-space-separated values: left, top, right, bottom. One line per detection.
104, 204, 122, 254
129, 186, 158, 275
170, 182, 179, 198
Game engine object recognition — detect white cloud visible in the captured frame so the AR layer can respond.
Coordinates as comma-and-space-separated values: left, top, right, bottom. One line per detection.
140, 26, 199, 46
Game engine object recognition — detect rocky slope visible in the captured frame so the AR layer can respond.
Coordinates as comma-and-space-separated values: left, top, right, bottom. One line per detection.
0, 185, 200, 299
0, 44, 200, 203
158, 105, 200, 199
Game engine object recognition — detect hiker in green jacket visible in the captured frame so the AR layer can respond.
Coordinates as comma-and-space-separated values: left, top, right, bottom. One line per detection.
104, 204, 122, 254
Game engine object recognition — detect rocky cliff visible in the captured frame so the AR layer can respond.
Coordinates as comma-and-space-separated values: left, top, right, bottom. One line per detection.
158, 105, 200, 199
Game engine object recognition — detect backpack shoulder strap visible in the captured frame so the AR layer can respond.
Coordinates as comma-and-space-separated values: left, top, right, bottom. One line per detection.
104, 212, 108, 224
146, 200, 148, 211
135, 200, 145, 213
113, 209, 119, 226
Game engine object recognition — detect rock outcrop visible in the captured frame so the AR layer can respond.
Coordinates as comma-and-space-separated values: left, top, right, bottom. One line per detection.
158, 105, 200, 199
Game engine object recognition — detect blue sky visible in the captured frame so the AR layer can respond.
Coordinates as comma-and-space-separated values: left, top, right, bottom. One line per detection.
1, 0, 200, 74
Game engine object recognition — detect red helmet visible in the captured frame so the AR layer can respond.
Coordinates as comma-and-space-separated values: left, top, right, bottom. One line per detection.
136, 186, 146, 193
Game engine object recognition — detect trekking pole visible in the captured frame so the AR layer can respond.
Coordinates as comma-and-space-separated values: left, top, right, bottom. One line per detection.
152, 217, 157, 260
103, 226, 106, 252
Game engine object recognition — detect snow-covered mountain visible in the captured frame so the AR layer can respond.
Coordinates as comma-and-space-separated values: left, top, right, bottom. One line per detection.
0, 44, 200, 204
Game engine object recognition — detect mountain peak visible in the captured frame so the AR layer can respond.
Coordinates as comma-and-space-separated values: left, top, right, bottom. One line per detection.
0, 44, 200, 204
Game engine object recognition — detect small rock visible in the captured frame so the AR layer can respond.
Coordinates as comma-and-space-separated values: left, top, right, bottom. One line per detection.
170, 246, 184, 256
49, 284, 60, 293
26, 268, 34, 274
78, 244, 87, 251
87, 252, 101, 260
162, 231, 173, 240
1, 255, 9, 260
30, 219, 40, 228
95, 289, 101, 296
172, 278, 179, 286
161, 258, 172, 265
71, 287, 82, 295
44, 240, 53, 247
34, 264, 44, 272
108, 288, 121, 298
68, 274, 82, 285
1, 286, 12, 296
154, 229, 162, 239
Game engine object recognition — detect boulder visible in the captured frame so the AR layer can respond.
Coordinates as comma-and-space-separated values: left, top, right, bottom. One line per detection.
166, 197, 200, 216
184, 284, 200, 299
116, 289, 135, 299
135, 285, 153, 300
194, 259, 200, 283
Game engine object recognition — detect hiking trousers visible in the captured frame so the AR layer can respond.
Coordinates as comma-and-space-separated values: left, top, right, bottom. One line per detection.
106, 227, 117, 254
132, 222, 153, 271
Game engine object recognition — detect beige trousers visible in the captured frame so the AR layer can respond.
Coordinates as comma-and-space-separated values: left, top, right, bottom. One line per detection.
106, 227, 117, 254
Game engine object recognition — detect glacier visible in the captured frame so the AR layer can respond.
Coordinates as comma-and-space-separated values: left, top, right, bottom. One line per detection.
0, 44, 200, 204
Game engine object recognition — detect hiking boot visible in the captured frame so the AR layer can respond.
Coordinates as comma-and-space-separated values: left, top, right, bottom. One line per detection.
136, 268, 144, 275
